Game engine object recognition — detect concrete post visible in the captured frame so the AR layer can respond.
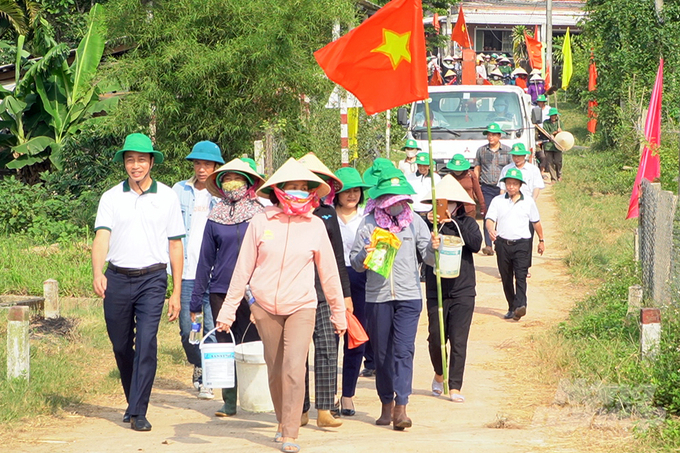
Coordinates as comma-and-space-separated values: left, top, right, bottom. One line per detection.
7, 306, 30, 380
627, 285, 643, 315
253, 140, 264, 175
641, 307, 661, 360
43, 279, 59, 319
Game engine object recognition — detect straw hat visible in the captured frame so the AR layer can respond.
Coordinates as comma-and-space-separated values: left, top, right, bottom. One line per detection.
420, 175, 475, 205
257, 157, 330, 198
555, 131, 575, 151
530, 68, 541, 75
297, 152, 343, 190
490, 68, 503, 78
206, 158, 265, 198
530, 73, 544, 82
512, 67, 528, 76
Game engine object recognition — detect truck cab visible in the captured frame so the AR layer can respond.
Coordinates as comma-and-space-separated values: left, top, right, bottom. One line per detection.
398, 85, 536, 171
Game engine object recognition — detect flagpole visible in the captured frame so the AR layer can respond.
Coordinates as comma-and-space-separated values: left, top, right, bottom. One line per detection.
424, 99, 449, 396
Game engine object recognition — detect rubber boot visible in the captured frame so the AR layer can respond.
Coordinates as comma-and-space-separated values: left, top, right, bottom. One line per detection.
375, 401, 394, 426
317, 409, 342, 428
392, 404, 412, 431
215, 387, 237, 417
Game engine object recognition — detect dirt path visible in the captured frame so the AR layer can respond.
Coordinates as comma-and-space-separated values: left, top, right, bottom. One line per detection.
8, 186, 633, 453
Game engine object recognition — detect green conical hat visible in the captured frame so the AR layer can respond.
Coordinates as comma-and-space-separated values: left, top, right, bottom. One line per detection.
446, 154, 470, 171
367, 167, 415, 199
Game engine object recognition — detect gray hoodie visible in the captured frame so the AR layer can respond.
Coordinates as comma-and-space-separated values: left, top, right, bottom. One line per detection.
350, 213, 435, 303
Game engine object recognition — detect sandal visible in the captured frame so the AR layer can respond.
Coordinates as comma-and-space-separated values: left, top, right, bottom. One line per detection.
281, 441, 301, 453
450, 391, 465, 403
274, 432, 282, 443
431, 377, 444, 396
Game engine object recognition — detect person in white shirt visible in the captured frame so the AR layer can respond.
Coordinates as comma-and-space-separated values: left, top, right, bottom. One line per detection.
398, 139, 420, 176
536, 94, 551, 122
172, 141, 224, 399
498, 143, 545, 200
406, 152, 442, 222
485, 168, 545, 322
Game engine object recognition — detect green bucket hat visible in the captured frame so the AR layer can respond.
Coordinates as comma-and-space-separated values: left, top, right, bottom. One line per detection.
500, 167, 525, 184
536, 94, 547, 102
446, 154, 470, 171
240, 157, 266, 178
185, 141, 224, 164
415, 152, 430, 165
401, 139, 420, 151
509, 143, 530, 155
482, 123, 505, 135
334, 167, 371, 192
548, 107, 560, 116
362, 158, 396, 186
113, 133, 164, 164
367, 167, 416, 199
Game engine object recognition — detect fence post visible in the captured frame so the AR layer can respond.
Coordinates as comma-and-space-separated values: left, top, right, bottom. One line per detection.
253, 140, 264, 176
653, 190, 676, 305
627, 284, 643, 315
640, 307, 661, 360
7, 305, 30, 380
43, 279, 59, 319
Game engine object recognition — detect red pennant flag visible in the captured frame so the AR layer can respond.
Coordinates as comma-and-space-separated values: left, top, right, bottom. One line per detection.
429, 66, 443, 86
587, 55, 598, 133
451, 7, 472, 49
314, 0, 428, 115
525, 30, 543, 70
433, 13, 440, 34
627, 59, 663, 219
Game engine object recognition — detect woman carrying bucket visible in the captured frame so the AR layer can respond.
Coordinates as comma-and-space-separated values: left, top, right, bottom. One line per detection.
349, 166, 438, 430
422, 175, 482, 402
215, 158, 346, 453
190, 158, 265, 416
333, 167, 371, 417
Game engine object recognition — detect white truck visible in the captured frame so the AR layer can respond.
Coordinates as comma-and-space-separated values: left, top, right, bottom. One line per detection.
397, 85, 539, 171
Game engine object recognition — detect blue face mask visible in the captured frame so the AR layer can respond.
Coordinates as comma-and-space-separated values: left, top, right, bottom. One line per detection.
389, 203, 405, 216
285, 190, 309, 199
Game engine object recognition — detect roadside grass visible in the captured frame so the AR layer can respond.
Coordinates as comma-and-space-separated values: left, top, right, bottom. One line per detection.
0, 300, 191, 432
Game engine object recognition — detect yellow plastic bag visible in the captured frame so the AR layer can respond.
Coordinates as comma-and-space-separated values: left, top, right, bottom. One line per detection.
363, 228, 402, 278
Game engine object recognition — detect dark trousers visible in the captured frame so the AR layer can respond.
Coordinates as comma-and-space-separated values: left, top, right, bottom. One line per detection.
179, 279, 214, 368
103, 268, 167, 417
209, 294, 260, 346
495, 238, 532, 311
544, 150, 563, 181
365, 299, 421, 406
426, 296, 475, 391
303, 299, 337, 411
481, 184, 501, 246
341, 267, 367, 398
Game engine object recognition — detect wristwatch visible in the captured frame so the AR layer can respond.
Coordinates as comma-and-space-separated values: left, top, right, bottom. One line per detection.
539, 239, 545, 242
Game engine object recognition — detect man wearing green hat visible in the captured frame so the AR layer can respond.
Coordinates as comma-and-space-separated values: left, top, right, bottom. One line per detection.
542, 108, 563, 182
473, 123, 512, 255
172, 141, 225, 400
498, 143, 544, 200
485, 168, 545, 321
398, 139, 420, 176
92, 133, 186, 431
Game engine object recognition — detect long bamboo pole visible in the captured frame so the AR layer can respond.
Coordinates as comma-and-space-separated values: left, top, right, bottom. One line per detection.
423, 100, 449, 395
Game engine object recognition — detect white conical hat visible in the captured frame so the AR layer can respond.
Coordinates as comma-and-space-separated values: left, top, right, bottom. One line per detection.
206, 158, 265, 198
512, 67, 528, 75
257, 157, 330, 198
490, 68, 503, 77
555, 131, 575, 151
420, 174, 475, 205
530, 68, 541, 75
297, 152, 343, 190
530, 73, 544, 82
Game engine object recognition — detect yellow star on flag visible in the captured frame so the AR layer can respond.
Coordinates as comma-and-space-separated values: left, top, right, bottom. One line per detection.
371, 29, 412, 70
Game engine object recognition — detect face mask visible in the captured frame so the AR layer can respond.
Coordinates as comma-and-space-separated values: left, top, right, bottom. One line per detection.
285, 190, 309, 199
448, 202, 458, 214
221, 180, 246, 192
389, 203, 405, 216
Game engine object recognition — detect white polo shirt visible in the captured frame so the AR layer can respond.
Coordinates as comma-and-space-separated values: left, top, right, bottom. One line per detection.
485, 193, 540, 240
406, 171, 441, 213
337, 206, 365, 267
498, 162, 545, 198
94, 180, 186, 268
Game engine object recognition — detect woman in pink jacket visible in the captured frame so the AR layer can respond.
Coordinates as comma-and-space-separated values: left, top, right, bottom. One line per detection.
215, 158, 347, 453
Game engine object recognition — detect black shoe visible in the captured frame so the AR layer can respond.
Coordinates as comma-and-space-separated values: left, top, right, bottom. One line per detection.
513, 306, 527, 321
122, 412, 130, 423
330, 401, 341, 418
131, 415, 152, 431
360, 368, 376, 377
503, 310, 515, 319
340, 397, 356, 416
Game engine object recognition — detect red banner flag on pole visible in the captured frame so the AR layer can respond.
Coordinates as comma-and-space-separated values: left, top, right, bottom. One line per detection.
314, 0, 428, 115
587, 54, 598, 133
433, 13, 440, 34
525, 29, 543, 70
627, 58, 664, 219
450, 6, 472, 49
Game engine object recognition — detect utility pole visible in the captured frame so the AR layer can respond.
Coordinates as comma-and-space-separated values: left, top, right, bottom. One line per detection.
546, 0, 553, 85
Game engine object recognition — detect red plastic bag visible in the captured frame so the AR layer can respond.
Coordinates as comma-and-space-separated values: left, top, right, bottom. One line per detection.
346, 311, 368, 349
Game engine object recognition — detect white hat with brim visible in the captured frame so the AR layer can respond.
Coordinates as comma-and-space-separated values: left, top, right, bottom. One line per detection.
297, 152, 343, 190
490, 68, 503, 77
530, 68, 542, 75
530, 73, 544, 82
512, 67, 528, 75
206, 158, 265, 198
420, 175, 475, 205
257, 157, 330, 198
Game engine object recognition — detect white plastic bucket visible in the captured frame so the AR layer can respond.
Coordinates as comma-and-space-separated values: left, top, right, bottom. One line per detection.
199, 328, 236, 389
235, 340, 274, 412
438, 220, 465, 279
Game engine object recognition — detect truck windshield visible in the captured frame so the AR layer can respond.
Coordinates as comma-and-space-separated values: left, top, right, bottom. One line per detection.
413, 91, 522, 135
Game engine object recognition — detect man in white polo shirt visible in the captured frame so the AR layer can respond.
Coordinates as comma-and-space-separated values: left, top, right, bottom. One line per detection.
91, 133, 185, 432
485, 168, 545, 321
498, 143, 544, 200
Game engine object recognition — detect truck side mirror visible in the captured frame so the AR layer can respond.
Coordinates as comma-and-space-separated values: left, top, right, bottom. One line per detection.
531, 106, 543, 124
397, 108, 409, 126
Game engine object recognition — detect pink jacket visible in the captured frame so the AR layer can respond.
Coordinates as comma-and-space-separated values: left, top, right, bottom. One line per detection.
216, 206, 347, 330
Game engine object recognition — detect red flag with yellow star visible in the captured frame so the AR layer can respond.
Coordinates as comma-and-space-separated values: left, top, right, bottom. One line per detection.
314, 0, 428, 115
450, 7, 472, 49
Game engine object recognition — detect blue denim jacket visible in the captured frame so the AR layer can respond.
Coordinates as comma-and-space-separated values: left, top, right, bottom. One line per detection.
172, 178, 219, 261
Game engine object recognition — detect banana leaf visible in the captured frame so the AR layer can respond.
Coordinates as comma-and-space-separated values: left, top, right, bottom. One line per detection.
70, 4, 105, 106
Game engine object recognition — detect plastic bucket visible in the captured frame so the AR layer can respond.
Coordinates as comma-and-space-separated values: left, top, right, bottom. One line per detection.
234, 340, 274, 412
438, 220, 465, 279
199, 328, 236, 389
